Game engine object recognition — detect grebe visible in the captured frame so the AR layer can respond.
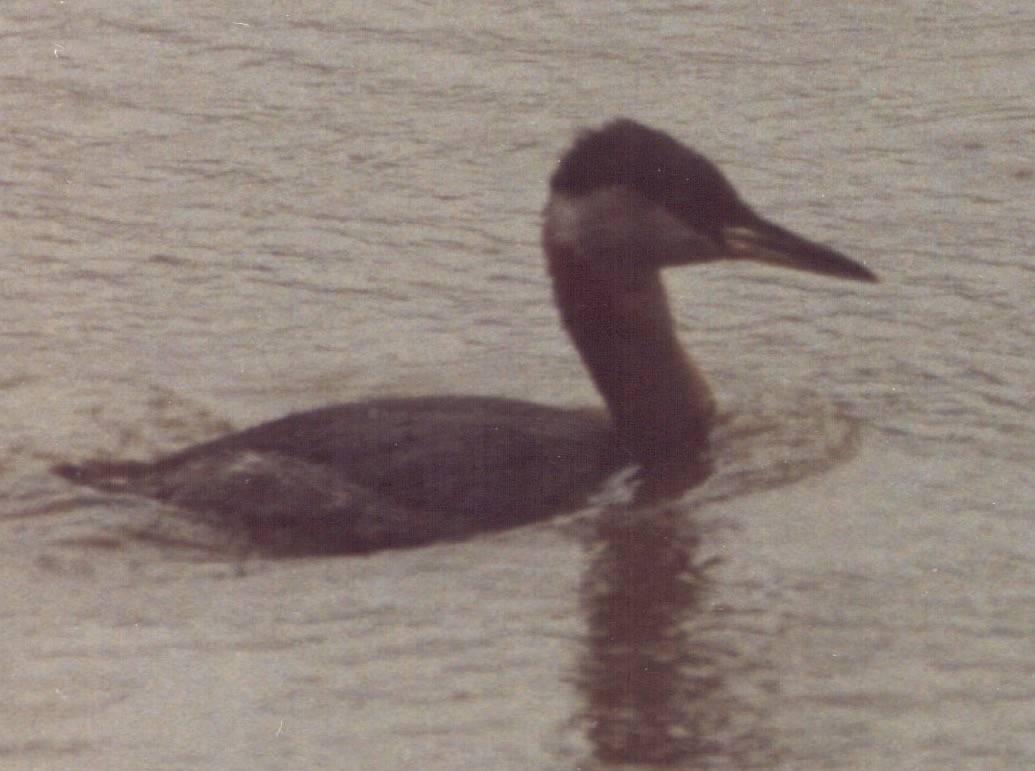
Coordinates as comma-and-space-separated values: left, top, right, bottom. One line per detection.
54, 119, 877, 555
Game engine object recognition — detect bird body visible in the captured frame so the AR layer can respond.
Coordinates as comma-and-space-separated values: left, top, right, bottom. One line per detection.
55, 119, 876, 554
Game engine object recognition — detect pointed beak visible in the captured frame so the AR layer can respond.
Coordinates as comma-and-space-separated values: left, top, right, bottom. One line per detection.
722, 211, 878, 283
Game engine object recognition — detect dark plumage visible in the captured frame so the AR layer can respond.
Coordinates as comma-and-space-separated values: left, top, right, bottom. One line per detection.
55, 119, 876, 555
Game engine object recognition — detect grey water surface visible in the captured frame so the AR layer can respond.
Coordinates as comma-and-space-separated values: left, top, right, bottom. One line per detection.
2, 1, 1033, 768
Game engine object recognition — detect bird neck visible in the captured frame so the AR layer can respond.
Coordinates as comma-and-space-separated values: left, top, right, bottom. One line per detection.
544, 239, 716, 468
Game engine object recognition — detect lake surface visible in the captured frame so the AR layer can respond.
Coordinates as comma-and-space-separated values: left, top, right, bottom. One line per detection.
2, 1, 1033, 767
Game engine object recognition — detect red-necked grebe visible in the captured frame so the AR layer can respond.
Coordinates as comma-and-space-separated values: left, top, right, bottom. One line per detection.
54, 119, 877, 555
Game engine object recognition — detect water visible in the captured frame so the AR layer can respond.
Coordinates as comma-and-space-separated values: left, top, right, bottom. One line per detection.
3, 1, 1033, 767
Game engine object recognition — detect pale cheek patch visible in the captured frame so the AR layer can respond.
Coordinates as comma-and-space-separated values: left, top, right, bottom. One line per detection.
544, 189, 719, 269
542, 192, 586, 252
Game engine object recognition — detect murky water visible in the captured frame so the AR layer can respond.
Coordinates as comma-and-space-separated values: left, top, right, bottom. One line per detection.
2, 1, 1033, 767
